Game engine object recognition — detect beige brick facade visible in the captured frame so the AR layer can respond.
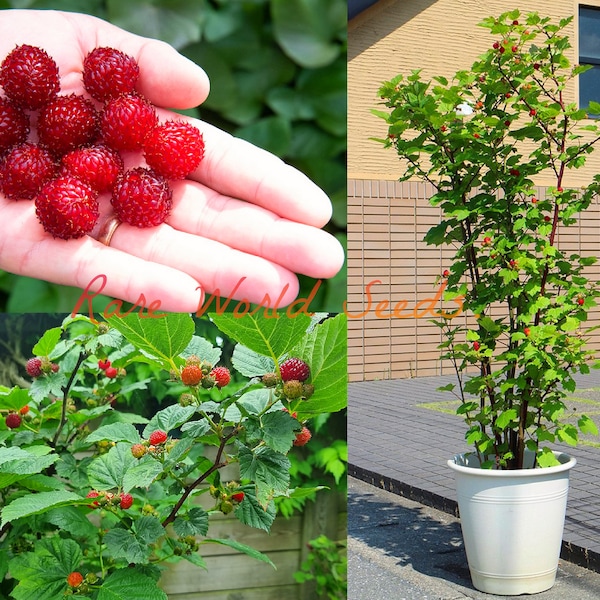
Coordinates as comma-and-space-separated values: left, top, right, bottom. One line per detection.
348, 0, 600, 381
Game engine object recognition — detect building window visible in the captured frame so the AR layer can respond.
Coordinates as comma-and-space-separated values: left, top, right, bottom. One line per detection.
579, 5, 600, 112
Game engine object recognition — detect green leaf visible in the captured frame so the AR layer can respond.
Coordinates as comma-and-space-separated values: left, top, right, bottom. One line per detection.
231, 344, 276, 377
537, 448, 561, 468
46, 506, 97, 538
97, 568, 168, 600
578, 414, 598, 435
557, 424, 578, 446
234, 491, 277, 532
88, 443, 137, 490
105, 313, 195, 369
271, 0, 344, 68
9, 538, 82, 600
182, 335, 222, 366
495, 409, 518, 430
122, 455, 163, 493
142, 405, 196, 438
290, 314, 347, 417
134, 516, 165, 545
210, 312, 311, 361
173, 507, 209, 537
261, 410, 298, 454
0, 387, 30, 412
203, 538, 275, 569
2, 491, 84, 527
238, 445, 290, 506
104, 529, 150, 564
32, 327, 62, 356
85, 423, 141, 445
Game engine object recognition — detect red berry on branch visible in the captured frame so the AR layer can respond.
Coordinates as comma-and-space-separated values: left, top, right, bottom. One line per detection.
119, 492, 134, 510
67, 572, 84, 588
5, 413, 21, 429
210, 366, 231, 388
148, 429, 168, 445
293, 426, 312, 447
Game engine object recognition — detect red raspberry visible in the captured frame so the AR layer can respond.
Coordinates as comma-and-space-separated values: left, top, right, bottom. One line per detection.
98, 359, 111, 370
26, 357, 43, 377
231, 491, 245, 503
293, 426, 312, 447
5, 413, 21, 429
0, 142, 57, 200
104, 366, 118, 378
0, 98, 29, 154
119, 492, 134, 510
181, 364, 203, 386
210, 366, 231, 388
101, 93, 158, 151
19, 405, 29, 415
51, 362, 60, 373
111, 167, 172, 227
148, 429, 168, 445
86, 490, 100, 508
143, 121, 205, 179
66, 572, 84, 588
83, 47, 140, 102
61, 144, 123, 193
279, 358, 310, 382
0, 44, 60, 109
35, 176, 99, 240
37, 94, 100, 156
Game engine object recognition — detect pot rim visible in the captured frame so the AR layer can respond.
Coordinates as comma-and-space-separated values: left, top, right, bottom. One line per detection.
447, 450, 576, 477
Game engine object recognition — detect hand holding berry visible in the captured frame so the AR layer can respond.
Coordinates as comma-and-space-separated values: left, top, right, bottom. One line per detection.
0, 9, 344, 313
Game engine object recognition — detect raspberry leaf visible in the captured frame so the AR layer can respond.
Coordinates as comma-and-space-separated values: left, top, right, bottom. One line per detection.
238, 445, 290, 508
1, 490, 84, 527
203, 538, 275, 569
85, 423, 141, 445
97, 569, 167, 600
182, 335, 222, 366
31, 326, 62, 356
87, 443, 136, 490
231, 344, 276, 377
142, 405, 196, 439
257, 411, 298, 454
122, 456, 163, 493
233, 489, 277, 533
210, 312, 311, 361
288, 314, 347, 418
106, 313, 195, 369
172, 507, 209, 537
103, 529, 150, 564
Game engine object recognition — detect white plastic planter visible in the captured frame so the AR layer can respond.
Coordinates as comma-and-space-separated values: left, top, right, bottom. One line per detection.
448, 451, 576, 595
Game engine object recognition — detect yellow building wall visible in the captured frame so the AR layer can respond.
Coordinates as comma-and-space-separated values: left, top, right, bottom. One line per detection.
348, 0, 600, 187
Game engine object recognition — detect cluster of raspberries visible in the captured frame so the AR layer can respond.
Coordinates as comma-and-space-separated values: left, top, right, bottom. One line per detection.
0, 44, 205, 239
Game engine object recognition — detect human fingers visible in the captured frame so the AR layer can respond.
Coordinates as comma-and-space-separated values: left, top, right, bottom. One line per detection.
0, 200, 202, 313
184, 119, 334, 229
103, 219, 301, 307
167, 180, 345, 279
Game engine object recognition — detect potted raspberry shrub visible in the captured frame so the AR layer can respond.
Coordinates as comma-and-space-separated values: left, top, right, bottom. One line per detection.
375, 10, 600, 594
0, 311, 346, 599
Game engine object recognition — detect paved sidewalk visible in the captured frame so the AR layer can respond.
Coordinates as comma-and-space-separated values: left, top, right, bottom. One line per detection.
348, 371, 600, 572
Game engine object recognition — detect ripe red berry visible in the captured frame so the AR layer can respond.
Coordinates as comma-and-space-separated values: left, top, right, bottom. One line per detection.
529, 109, 537, 116
86, 490, 100, 508
492, 41, 500, 50
19, 405, 29, 415
442, 269, 450, 278
83, 47, 140, 102
509, 168, 520, 176
181, 364, 203, 386
210, 366, 231, 388
293, 426, 312, 447
578, 297, 585, 306
472, 341, 481, 351
26, 357, 43, 377
67, 572, 84, 588
35, 176, 99, 239
482, 236, 492, 246
51, 362, 60, 373
119, 492, 134, 510
524, 327, 531, 336
143, 120, 205, 179
5, 413, 21, 429
0, 142, 57, 200
111, 167, 172, 227
148, 429, 168, 445
37, 94, 100, 155
0, 44, 60, 109
104, 366, 118, 378
0, 98, 29, 153
231, 491, 245, 503
60, 144, 123, 193
98, 359, 111, 370
101, 92, 158, 151
280, 358, 310, 382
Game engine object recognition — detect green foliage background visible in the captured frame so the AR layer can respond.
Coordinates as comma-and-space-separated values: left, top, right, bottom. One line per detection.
0, 0, 347, 313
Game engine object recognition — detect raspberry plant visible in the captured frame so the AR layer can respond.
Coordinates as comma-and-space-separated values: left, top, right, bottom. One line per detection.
0, 311, 346, 599
375, 10, 600, 469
